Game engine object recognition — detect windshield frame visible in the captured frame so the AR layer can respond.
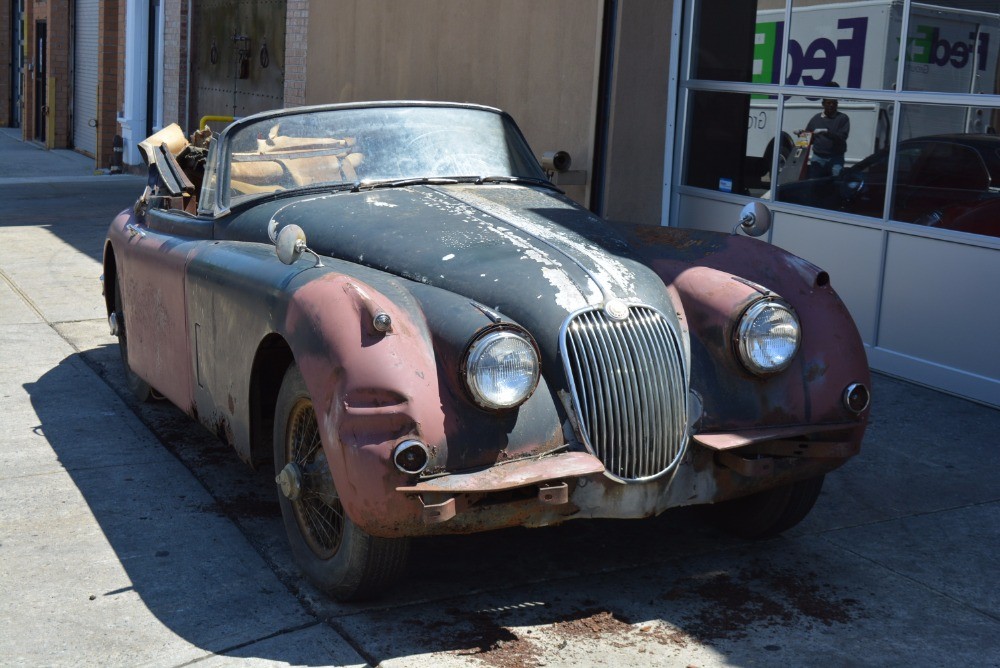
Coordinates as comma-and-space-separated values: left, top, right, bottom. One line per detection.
198, 101, 548, 217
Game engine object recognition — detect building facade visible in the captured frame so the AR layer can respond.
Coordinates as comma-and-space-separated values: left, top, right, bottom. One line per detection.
2, 0, 125, 168
671, 0, 1000, 408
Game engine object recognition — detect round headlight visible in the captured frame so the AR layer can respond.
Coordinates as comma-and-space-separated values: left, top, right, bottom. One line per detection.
735, 299, 801, 375
464, 329, 540, 410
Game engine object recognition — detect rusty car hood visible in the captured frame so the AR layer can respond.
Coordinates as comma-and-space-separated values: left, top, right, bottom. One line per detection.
221, 184, 679, 341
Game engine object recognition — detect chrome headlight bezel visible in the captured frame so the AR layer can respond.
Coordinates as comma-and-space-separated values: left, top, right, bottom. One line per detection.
734, 298, 801, 376
462, 327, 541, 411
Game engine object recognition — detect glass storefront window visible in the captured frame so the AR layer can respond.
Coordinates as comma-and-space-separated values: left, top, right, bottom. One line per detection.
690, 0, 760, 82
785, 0, 883, 90
776, 93, 891, 217
888, 102, 1000, 238
683, 90, 768, 195
902, 3, 1000, 95
681, 0, 1000, 240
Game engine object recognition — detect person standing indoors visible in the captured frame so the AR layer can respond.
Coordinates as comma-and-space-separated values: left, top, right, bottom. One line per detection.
801, 84, 850, 178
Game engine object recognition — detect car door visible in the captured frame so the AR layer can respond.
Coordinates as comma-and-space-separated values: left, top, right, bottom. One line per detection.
892, 141, 991, 223
117, 207, 213, 413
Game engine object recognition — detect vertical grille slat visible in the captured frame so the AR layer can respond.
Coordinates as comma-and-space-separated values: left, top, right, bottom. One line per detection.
642, 313, 675, 472
561, 305, 688, 481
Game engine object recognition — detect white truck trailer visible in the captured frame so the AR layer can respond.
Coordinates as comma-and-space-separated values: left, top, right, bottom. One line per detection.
747, 0, 999, 170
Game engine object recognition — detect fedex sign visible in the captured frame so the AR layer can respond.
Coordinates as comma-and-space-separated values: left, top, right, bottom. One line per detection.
907, 25, 990, 70
753, 11, 995, 90
754, 18, 868, 88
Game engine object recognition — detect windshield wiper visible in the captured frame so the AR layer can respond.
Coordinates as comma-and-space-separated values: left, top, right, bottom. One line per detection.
359, 177, 462, 190
475, 175, 563, 192
355, 175, 563, 193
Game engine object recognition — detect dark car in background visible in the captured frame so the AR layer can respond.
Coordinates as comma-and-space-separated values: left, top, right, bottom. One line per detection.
102, 102, 871, 600
779, 133, 1000, 238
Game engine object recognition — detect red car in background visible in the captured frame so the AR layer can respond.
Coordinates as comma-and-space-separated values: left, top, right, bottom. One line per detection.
779, 133, 1000, 238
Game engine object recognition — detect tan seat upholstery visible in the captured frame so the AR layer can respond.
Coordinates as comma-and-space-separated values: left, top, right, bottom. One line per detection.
230, 134, 364, 193
286, 152, 364, 186
229, 159, 287, 195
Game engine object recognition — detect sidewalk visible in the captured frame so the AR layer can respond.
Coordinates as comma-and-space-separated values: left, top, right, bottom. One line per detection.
0, 134, 368, 666
0, 128, 105, 182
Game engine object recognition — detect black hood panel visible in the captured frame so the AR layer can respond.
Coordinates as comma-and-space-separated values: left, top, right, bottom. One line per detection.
221, 185, 678, 353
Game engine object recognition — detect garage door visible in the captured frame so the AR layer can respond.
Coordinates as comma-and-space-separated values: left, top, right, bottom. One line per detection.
73, 0, 99, 156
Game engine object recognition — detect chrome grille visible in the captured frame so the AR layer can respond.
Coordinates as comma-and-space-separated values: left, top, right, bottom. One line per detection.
561, 305, 688, 481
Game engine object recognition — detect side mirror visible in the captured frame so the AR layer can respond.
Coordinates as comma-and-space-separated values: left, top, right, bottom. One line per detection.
734, 202, 772, 237
274, 224, 323, 267
541, 150, 571, 173
275, 224, 305, 264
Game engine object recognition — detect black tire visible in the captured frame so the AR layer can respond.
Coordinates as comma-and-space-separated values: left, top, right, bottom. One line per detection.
705, 474, 825, 539
762, 132, 795, 177
273, 363, 409, 601
113, 272, 152, 402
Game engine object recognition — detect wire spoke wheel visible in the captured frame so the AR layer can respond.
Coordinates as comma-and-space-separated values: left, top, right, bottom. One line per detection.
113, 271, 151, 401
274, 363, 410, 600
286, 398, 345, 559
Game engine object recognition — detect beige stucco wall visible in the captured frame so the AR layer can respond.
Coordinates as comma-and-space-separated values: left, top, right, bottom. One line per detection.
603, 0, 673, 226
304, 0, 604, 204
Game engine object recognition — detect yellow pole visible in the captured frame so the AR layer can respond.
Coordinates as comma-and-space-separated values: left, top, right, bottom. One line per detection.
199, 115, 235, 130
46, 77, 56, 149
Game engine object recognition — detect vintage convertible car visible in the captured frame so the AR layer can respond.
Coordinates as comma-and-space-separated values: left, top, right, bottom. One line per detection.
102, 102, 871, 600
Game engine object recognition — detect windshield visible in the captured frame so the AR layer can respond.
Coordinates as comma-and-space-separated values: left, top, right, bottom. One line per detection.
215, 105, 547, 210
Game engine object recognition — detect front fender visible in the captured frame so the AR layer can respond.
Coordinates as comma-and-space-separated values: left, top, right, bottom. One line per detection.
614, 224, 871, 433
282, 271, 565, 538
281, 272, 442, 537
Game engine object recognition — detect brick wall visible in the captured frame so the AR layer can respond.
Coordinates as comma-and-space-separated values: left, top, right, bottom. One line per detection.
162, 0, 189, 128
18, 1, 71, 146
47, 0, 70, 147
96, 0, 122, 170
283, 0, 308, 107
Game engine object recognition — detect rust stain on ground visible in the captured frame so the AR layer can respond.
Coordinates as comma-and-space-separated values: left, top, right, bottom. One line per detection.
660, 566, 863, 640
448, 610, 544, 668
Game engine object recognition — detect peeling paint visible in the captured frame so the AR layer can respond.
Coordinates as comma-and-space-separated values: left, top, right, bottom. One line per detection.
439, 187, 641, 303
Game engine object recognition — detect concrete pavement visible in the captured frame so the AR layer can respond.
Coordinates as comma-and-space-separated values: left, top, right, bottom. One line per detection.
1, 130, 998, 667
0, 128, 104, 180
0, 134, 367, 666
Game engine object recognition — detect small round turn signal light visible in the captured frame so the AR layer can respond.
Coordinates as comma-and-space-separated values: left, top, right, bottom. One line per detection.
843, 383, 871, 414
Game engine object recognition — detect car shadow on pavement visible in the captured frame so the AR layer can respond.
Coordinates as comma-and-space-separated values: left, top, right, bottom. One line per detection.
22, 350, 336, 662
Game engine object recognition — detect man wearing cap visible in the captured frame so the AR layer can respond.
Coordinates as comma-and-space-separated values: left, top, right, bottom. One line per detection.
802, 87, 850, 179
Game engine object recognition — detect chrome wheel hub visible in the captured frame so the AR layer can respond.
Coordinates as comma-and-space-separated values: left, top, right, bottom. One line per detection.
276, 462, 303, 501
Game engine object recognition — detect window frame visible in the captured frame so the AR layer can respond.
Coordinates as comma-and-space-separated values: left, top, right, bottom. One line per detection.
673, 0, 1000, 248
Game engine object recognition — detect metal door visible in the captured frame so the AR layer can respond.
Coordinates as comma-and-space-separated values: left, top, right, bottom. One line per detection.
189, 0, 287, 130
34, 21, 45, 142
73, 0, 99, 155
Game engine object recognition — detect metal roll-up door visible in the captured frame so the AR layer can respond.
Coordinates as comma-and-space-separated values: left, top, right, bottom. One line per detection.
73, 0, 99, 156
